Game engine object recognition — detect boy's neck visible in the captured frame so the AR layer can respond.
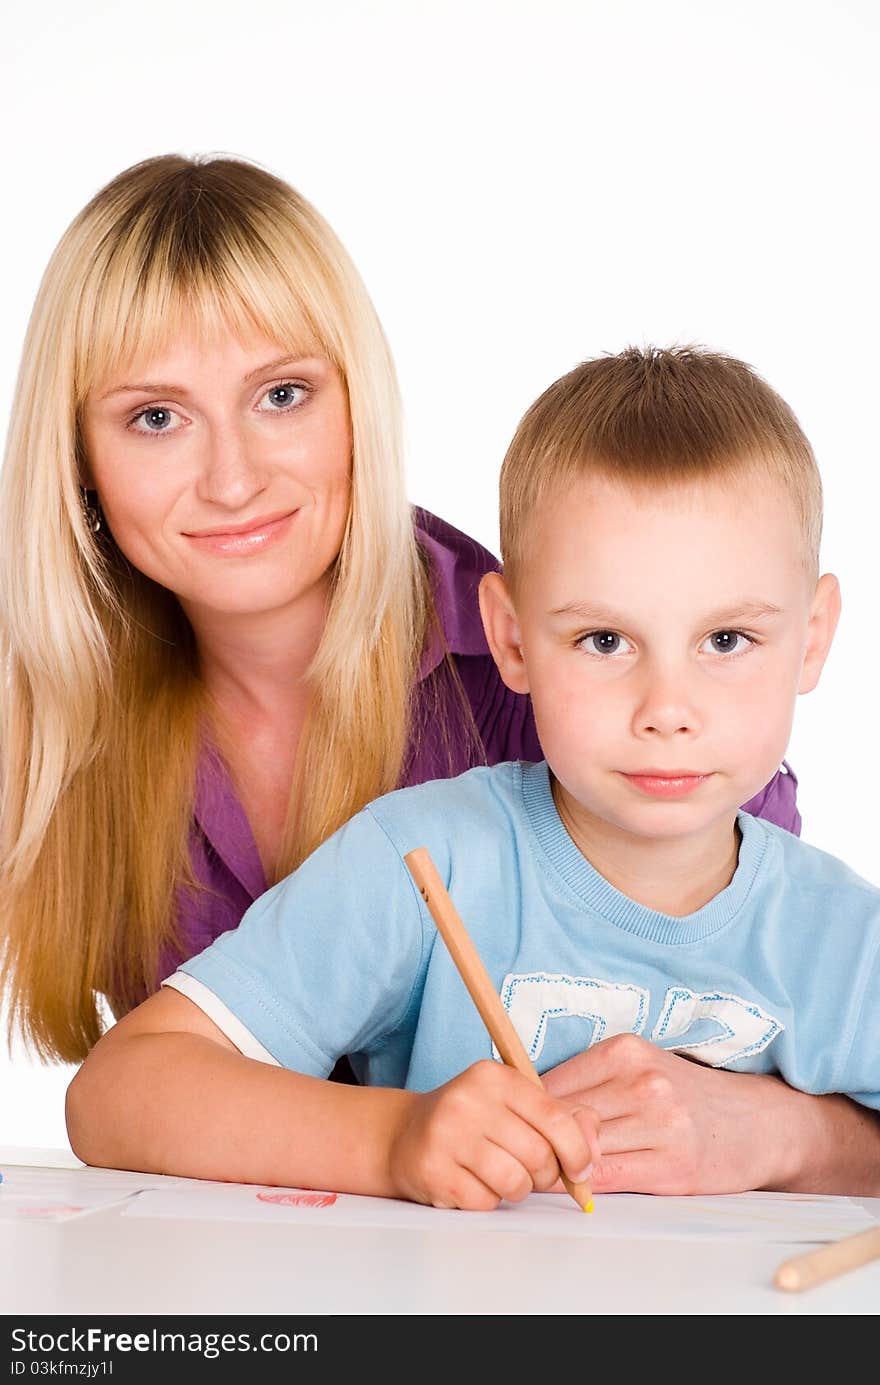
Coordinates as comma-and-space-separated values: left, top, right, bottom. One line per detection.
550, 778, 741, 918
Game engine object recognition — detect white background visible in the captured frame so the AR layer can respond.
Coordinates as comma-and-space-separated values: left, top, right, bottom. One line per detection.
1, 0, 877, 1150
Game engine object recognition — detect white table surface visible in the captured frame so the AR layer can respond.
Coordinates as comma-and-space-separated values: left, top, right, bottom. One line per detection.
2, 1148, 879, 1316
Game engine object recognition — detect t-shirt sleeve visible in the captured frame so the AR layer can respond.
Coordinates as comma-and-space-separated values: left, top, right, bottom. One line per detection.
174, 807, 429, 1075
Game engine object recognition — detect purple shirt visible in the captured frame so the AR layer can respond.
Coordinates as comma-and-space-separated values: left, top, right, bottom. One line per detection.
161, 507, 801, 985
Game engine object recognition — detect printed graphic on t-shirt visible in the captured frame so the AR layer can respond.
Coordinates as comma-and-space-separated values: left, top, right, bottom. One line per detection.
498, 971, 784, 1068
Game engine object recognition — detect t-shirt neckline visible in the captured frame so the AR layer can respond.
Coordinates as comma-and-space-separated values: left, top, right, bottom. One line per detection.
519, 760, 769, 945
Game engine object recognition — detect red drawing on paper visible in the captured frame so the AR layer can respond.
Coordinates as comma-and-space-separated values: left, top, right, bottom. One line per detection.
18, 1204, 85, 1218
256, 1190, 338, 1208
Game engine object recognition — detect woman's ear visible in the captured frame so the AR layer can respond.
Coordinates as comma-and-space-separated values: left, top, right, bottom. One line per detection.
798, 572, 842, 694
75, 427, 94, 489
478, 571, 530, 694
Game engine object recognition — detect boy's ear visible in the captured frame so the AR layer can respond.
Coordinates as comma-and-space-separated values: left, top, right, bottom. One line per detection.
478, 572, 530, 694
798, 572, 841, 694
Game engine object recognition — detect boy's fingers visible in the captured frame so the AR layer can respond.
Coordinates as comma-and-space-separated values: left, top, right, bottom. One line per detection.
506, 1080, 595, 1185
547, 1149, 670, 1196
572, 1104, 603, 1169
454, 1090, 582, 1196
474, 1111, 556, 1186
425, 1164, 506, 1211
465, 1140, 539, 1204
588, 1109, 672, 1156
543, 1035, 658, 1100
587, 1149, 685, 1196
557, 1076, 650, 1124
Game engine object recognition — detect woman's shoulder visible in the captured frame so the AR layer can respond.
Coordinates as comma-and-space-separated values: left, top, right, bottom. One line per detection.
413, 505, 502, 577
412, 506, 500, 663
408, 507, 542, 776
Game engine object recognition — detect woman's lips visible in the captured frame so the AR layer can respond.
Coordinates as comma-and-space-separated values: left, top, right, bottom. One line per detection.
622, 772, 711, 799
183, 510, 297, 556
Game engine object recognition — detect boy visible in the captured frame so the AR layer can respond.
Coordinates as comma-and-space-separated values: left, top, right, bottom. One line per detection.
67, 346, 880, 1209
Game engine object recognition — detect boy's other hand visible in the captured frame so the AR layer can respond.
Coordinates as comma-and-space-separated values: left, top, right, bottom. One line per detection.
388, 1059, 600, 1210
542, 1033, 807, 1194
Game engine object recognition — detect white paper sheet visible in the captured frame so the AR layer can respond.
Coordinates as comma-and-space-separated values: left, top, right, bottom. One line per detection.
122, 1181, 877, 1243
0, 1146, 84, 1170
0, 1162, 185, 1221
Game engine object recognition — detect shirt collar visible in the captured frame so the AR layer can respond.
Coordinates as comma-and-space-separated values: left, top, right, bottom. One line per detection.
193, 744, 268, 902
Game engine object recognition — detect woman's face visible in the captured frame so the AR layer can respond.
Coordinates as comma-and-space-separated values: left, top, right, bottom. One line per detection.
81, 329, 352, 624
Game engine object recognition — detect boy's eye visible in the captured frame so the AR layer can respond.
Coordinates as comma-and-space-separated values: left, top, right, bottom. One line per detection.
578, 630, 632, 656
256, 382, 309, 412
701, 630, 753, 655
129, 406, 182, 435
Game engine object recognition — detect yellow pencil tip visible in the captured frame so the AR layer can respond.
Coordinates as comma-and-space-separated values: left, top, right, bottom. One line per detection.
583, 1200, 593, 1213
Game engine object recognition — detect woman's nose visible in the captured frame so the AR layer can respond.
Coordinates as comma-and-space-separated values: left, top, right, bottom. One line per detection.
196, 424, 267, 508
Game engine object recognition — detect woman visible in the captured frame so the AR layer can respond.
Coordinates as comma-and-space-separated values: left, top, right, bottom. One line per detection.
6, 155, 872, 1194
0, 153, 546, 1063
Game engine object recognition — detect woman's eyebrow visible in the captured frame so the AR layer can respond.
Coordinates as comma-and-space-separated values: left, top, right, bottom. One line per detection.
98, 380, 186, 400
241, 355, 321, 383
96, 356, 322, 401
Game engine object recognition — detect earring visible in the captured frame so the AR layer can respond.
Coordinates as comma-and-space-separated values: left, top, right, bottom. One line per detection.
81, 488, 102, 535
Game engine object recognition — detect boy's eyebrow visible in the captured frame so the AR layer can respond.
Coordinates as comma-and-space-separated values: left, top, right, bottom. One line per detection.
550, 600, 785, 625
695, 600, 785, 625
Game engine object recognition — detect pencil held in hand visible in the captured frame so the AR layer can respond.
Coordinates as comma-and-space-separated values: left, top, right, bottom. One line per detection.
404, 845, 594, 1213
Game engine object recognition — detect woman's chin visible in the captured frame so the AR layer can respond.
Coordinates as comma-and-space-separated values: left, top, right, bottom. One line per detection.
176, 581, 321, 625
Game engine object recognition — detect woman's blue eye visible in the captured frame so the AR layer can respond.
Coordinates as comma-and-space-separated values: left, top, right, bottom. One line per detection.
258, 382, 308, 411
128, 405, 182, 435
139, 407, 173, 431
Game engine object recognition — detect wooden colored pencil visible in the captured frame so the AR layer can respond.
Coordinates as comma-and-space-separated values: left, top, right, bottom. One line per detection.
774, 1224, 880, 1292
404, 845, 593, 1213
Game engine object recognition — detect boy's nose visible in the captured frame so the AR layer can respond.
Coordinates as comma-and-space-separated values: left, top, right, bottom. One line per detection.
632, 668, 702, 739
196, 424, 268, 508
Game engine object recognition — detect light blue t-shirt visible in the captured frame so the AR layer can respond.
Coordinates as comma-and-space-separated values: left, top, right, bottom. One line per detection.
173, 761, 880, 1108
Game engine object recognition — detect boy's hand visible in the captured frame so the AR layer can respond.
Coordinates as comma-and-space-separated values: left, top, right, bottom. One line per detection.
542, 1033, 806, 1194
388, 1059, 599, 1210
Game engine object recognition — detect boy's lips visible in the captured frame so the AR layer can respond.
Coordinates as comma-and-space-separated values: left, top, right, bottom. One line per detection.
621, 771, 712, 799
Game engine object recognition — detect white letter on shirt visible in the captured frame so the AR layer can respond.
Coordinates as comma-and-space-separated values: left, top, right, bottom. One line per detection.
651, 987, 784, 1065
499, 972, 650, 1063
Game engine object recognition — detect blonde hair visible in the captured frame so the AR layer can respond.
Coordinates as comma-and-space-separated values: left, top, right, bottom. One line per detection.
0, 154, 430, 1061
500, 345, 823, 589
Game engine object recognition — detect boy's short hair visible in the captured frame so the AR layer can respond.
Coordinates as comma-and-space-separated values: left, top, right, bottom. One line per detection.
499, 345, 822, 589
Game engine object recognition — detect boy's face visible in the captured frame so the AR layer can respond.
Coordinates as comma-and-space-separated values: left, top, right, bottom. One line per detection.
481, 471, 839, 845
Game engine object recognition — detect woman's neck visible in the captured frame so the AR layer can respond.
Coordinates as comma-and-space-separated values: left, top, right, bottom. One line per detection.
181, 588, 333, 881
181, 582, 330, 722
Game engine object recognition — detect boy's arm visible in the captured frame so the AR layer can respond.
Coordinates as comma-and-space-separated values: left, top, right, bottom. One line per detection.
65, 987, 417, 1194
66, 986, 598, 1206
781, 1089, 880, 1196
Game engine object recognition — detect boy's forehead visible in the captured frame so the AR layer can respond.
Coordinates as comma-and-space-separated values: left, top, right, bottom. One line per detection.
521, 472, 810, 607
